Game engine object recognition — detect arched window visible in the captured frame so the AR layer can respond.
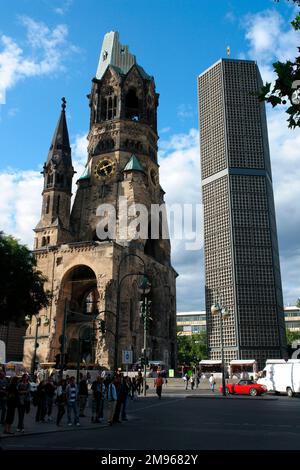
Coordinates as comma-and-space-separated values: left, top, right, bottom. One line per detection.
56, 195, 60, 214
125, 89, 140, 120
45, 195, 50, 214
47, 173, 53, 188
100, 95, 118, 121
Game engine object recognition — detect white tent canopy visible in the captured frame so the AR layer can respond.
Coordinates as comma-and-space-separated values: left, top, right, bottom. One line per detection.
230, 360, 256, 365
199, 360, 222, 365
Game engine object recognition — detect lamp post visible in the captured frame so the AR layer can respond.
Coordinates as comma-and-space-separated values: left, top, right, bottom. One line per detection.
25, 314, 49, 378
115, 253, 146, 371
138, 275, 151, 397
211, 302, 230, 396
31, 315, 41, 377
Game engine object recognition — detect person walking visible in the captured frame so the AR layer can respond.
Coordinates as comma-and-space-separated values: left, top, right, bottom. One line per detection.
35, 379, 47, 423
66, 376, 80, 426
183, 373, 189, 390
154, 372, 164, 399
78, 373, 89, 418
209, 374, 216, 392
120, 376, 131, 420
45, 377, 56, 422
190, 374, 195, 391
113, 373, 122, 423
107, 377, 117, 426
4, 376, 18, 434
91, 376, 105, 423
195, 370, 200, 388
0, 371, 8, 425
16, 374, 31, 432
55, 378, 67, 426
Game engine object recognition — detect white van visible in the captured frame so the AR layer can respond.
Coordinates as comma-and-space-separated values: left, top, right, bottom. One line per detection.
258, 359, 300, 397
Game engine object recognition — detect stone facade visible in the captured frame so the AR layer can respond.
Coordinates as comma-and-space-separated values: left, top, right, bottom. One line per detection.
23, 32, 177, 371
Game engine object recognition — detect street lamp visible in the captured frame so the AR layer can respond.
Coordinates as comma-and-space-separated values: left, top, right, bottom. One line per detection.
25, 314, 49, 377
138, 275, 151, 397
115, 253, 146, 371
211, 302, 230, 396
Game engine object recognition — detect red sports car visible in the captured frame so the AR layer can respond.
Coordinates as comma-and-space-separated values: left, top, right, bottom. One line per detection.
220, 380, 267, 397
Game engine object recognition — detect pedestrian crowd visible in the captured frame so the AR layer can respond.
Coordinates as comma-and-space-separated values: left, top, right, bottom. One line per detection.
0, 368, 147, 434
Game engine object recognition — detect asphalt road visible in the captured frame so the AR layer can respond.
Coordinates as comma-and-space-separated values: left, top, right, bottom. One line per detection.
1, 394, 300, 450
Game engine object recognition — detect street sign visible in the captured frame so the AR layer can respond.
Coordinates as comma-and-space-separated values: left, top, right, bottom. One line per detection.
122, 350, 133, 364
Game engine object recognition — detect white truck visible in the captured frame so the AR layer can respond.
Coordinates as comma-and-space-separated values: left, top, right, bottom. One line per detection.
258, 359, 300, 397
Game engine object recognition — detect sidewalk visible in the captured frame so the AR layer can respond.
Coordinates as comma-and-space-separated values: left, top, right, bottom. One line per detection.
0, 400, 109, 439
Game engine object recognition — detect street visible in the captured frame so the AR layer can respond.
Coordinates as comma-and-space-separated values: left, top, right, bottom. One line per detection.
1, 392, 300, 450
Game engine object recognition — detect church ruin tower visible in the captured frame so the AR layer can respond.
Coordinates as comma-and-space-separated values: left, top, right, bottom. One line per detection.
24, 32, 177, 372
34, 98, 74, 249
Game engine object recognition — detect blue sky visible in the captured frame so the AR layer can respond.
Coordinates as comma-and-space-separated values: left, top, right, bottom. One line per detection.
0, 0, 299, 311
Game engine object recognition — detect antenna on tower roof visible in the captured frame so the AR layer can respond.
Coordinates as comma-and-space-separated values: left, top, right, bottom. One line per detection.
227, 46, 231, 57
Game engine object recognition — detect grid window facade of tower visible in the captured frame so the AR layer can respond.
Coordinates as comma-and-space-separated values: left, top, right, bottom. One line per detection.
198, 63, 227, 179
202, 176, 237, 354
223, 61, 265, 170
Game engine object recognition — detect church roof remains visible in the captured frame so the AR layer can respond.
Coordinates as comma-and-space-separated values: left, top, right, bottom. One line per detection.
46, 97, 71, 166
96, 31, 152, 80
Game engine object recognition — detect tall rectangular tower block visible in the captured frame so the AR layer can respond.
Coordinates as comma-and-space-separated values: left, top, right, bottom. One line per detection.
198, 59, 287, 368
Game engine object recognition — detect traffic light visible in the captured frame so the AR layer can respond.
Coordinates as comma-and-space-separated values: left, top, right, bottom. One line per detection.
139, 300, 145, 318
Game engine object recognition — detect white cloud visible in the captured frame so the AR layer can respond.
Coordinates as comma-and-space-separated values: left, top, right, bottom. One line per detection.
0, 16, 78, 104
53, 0, 73, 16
0, 133, 88, 248
243, 9, 300, 82
159, 128, 204, 310
242, 8, 300, 306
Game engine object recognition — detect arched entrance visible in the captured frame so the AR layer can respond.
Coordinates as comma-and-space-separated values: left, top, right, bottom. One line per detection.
58, 265, 99, 367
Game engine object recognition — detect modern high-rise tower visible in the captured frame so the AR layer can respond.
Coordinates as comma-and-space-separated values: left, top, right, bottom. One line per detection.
198, 59, 287, 368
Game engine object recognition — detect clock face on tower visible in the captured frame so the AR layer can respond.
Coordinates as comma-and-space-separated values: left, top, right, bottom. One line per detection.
94, 158, 116, 179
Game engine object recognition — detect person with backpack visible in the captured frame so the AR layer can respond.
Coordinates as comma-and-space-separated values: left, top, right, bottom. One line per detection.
154, 372, 164, 399
66, 376, 80, 426
55, 378, 67, 426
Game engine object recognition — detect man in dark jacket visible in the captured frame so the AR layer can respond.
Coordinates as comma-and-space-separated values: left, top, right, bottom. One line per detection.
78, 374, 89, 417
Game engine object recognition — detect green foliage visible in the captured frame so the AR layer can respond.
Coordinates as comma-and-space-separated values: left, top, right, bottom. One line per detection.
0, 232, 51, 325
286, 329, 300, 346
296, 298, 300, 308
259, 1, 300, 128
177, 332, 208, 366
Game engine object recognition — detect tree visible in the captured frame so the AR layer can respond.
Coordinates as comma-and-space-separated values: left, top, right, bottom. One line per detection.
0, 232, 50, 325
259, 0, 300, 128
177, 332, 208, 366
286, 329, 300, 346
296, 298, 300, 308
